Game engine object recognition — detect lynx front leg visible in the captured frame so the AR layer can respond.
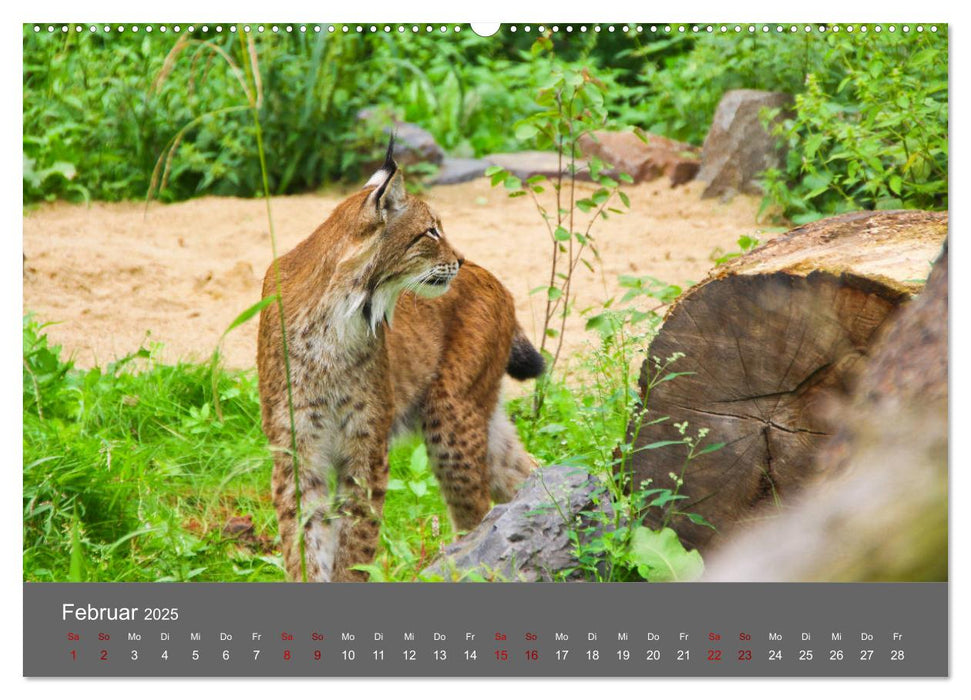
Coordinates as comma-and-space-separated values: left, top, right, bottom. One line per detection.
272, 449, 339, 582
422, 388, 492, 532
331, 448, 390, 582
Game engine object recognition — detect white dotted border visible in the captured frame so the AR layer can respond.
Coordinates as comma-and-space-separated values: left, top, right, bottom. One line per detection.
30, 23, 940, 35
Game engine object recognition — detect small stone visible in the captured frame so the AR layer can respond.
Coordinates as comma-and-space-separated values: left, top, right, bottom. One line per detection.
389, 122, 445, 167
223, 515, 254, 537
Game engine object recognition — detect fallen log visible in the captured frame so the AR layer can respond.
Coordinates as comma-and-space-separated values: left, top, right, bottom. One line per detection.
704, 244, 947, 581
626, 210, 948, 551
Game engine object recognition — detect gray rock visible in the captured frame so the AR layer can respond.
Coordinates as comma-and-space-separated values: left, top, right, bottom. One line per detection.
484, 151, 594, 182
697, 89, 793, 199
421, 465, 614, 581
390, 122, 445, 167
432, 157, 495, 185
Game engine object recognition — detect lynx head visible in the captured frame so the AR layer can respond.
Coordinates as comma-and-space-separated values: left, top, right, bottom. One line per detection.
333, 137, 464, 333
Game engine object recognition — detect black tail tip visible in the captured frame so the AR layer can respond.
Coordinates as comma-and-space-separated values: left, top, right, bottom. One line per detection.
507, 334, 545, 381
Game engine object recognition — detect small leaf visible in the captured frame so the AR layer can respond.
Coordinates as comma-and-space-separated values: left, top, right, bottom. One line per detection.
683, 512, 717, 530
694, 441, 726, 457
223, 295, 278, 336
647, 492, 689, 508
658, 371, 695, 383
515, 123, 540, 141
409, 443, 429, 474
628, 527, 704, 582
639, 440, 687, 450
585, 313, 614, 335
553, 226, 571, 241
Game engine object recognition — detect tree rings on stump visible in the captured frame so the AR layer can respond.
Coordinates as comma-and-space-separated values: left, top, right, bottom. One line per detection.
627, 210, 948, 552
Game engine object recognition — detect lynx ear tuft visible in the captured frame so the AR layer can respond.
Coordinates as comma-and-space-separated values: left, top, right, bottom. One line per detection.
364, 134, 405, 214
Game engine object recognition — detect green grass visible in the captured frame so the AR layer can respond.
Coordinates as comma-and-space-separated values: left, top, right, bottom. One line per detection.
21, 311, 637, 582
22, 316, 455, 582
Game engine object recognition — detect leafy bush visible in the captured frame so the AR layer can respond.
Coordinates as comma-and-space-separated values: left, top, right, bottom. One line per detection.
25, 25, 947, 223
625, 26, 948, 222
762, 30, 947, 222
23, 27, 634, 203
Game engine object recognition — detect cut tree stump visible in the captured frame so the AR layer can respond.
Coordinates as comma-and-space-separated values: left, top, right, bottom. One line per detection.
704, 244, 948, 581
627, 210, 948, 551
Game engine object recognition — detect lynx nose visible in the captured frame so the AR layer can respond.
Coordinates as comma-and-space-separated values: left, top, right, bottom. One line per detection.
456, 256, 464, 268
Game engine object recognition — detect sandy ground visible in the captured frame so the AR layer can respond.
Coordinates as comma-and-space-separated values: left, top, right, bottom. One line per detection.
23, 178, 765, 372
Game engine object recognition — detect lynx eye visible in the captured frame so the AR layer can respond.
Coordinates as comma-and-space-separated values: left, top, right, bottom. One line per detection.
425, 226, 441, 240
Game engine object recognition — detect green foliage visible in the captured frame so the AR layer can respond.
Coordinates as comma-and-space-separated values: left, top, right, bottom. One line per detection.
21, 316, 448, 582
709, 233, 766, 266
627, 32, 811, 144
509, 270, 713, 583
25, 24, 948, 226
354, 439, 453, 582
626, 26, 947, 222
23, 316, 282, 581
22, 26, 631, 203
487, 38, 634, 414
761, 31, 947, 223
627, 526, 704, 582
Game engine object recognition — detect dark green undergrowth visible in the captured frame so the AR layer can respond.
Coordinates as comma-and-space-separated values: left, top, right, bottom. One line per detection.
23, 25, 641, 204
25, 25, 946, 225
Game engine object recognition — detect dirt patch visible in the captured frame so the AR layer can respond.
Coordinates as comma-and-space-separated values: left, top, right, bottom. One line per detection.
23, 178, 766, 371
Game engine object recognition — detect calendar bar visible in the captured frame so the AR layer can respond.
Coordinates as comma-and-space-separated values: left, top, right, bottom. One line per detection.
24, 582, 947, 677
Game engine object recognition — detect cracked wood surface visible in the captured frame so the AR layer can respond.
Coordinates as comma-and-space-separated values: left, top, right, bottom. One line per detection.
628, 210, 948, 552
704, 245, 947, 581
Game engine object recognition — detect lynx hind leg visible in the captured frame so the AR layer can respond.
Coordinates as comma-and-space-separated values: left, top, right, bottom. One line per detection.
422, 391, 492, 532
486, 406, 538, 502
272, 452, 340, 582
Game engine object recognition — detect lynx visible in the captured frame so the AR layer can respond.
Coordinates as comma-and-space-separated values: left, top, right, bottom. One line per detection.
257, 140, 544, 582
